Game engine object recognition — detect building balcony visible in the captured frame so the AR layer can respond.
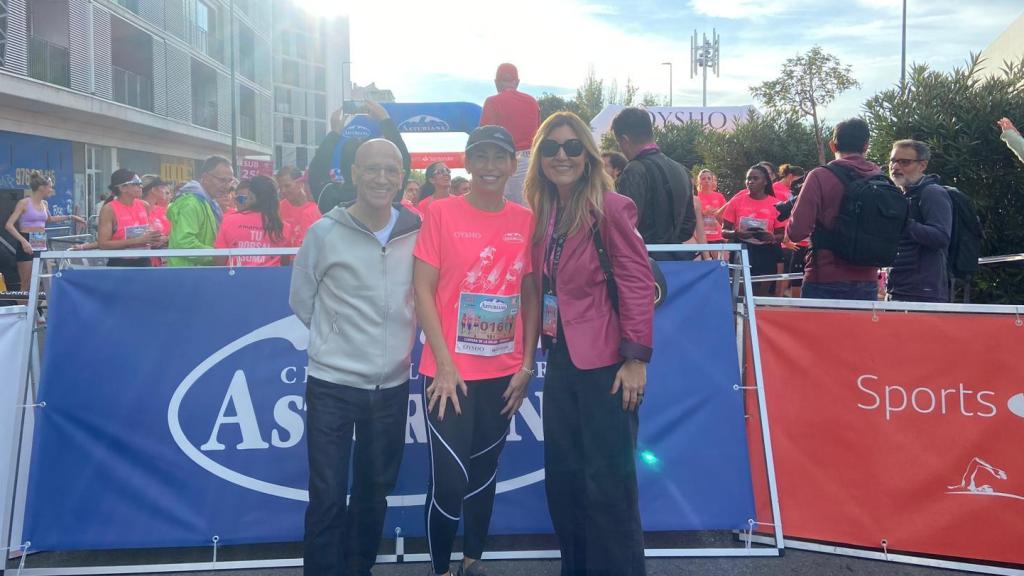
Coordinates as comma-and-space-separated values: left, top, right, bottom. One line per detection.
29, 37, 70, 88
113, 66, 153, 112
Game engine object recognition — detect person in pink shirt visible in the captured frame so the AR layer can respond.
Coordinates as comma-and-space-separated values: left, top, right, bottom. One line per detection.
141, 174, 173, 266
722, 164, 785, 295
215, 175, 294, 267
277, 165, 322, 244
415, 162, 452, 214
413, 125, 539, 576
696, 169, 727, 259
97, 169, 162, 267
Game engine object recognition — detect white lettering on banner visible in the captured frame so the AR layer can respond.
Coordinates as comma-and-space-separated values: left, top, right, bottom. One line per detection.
200, 370, 271, 451
169, 315, 548, 504
271, 396, 305, 448
855, 374, 999, 421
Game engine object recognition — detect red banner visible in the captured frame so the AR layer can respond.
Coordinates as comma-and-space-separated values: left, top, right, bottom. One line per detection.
410, 152, 464, 170
750, 307, 1024, 566
240, 158, 274, 179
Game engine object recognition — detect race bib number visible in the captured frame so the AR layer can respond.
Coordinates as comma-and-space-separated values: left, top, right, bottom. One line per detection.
542, 294, 559, 338
703, 214, 720, 230
456, 293, 520, 356
739, 216, 770, 232
125, 225, 150, 239
28, 231, 48, 252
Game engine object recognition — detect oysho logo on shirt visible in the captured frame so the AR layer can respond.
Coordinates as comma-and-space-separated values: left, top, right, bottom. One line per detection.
503, 232, 525, 244
454, 231, 483, 239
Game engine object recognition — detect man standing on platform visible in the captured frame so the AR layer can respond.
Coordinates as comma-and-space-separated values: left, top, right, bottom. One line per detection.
481, 63, 540, 205
289, 139, 421, 576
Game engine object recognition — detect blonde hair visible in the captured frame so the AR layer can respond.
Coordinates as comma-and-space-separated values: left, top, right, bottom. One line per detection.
524, 112, 613, 244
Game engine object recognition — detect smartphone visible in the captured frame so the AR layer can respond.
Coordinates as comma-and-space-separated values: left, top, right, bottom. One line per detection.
342, 100, 364, 114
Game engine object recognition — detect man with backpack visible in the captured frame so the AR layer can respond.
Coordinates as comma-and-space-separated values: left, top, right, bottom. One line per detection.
887, 140, 953, 302
787, 118, 901, 300
611, 107, 696, 260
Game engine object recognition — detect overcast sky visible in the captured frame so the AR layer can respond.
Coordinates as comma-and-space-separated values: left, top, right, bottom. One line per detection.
338, 0, 1022, 152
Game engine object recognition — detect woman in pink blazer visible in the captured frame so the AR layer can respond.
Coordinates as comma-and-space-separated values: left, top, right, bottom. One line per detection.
524, 112, 654, 576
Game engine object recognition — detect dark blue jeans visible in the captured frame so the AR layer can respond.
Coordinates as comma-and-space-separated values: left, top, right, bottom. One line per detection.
801, 281, 878, 301
304, 376, 409, 576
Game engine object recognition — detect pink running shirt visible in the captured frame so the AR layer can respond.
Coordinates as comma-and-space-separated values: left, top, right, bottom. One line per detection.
214, 211, 294, 266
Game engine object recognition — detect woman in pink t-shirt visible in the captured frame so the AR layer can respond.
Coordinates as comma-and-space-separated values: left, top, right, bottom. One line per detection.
413, 127, 539, 576
215, 175, 293, 267
97, 169, 162, 267
722, 164, 785, 295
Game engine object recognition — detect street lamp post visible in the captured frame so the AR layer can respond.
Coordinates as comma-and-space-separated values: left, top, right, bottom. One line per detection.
229, 0, 237, 170
900, 0, 907, 91
661, 62, 672, 107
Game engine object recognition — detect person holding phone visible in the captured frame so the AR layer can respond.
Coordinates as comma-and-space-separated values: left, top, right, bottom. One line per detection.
722, 165, 785, 295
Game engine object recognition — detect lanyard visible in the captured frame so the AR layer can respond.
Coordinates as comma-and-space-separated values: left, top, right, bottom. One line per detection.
544, 208, 567, 295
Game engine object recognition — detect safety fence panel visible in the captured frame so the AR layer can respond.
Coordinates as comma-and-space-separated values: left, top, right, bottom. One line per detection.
22, 261, 757, 551
749, 306, 1024, 568
1, 306, 32, 553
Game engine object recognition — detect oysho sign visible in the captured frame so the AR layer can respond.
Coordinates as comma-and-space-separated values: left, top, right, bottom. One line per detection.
589, 104, 755, 144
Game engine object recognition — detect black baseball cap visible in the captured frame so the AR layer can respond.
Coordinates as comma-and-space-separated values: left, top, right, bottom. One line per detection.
466, 125, 515, 154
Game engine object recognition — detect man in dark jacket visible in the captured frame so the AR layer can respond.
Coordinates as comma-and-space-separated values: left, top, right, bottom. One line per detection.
611, 107, 696, 260
887, 139, 952, 302
787, 118, 883, 300
308, 101, 411, 213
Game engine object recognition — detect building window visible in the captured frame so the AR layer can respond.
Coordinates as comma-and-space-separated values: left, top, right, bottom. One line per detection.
191, 59, 218, 130
0, 0, 7, 66
313, 66, 325, 91
111, 16, 154, 111
193, 0, 220, 60
274, 86, 290, 113
238, 25, 255, 81
295, 146, 307, 170
27, 0, 70, 88
315, 121, 326, 143
314, 93, 326, 120
300, 119, 307, 145
240, 86, 256, 141
280, 59, 299, 87
113, 0, 139, 13
282, 116, 294, 144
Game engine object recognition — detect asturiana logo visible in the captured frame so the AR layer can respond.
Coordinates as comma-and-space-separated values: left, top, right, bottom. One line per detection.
398, 115, 451, 133
343, 125, 373, 138
479, 299, 509, 313
167, 316, 546, 504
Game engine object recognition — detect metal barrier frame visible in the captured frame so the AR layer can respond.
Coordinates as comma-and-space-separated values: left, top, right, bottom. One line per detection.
749, 295, 1024, 576
6, 245, 785, 574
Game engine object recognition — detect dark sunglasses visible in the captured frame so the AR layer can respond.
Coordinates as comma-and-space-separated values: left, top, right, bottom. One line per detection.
539, 139, 585, 158
431, 167, 451, 176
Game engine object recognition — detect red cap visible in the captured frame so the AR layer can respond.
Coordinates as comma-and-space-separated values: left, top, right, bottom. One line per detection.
495, 63, 519, 82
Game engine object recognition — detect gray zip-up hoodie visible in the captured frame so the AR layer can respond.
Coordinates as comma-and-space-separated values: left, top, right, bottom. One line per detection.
289, 203, 421, 389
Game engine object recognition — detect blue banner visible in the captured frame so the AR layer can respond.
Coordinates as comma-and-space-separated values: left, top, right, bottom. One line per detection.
0, 130, 74, 216
331, 102, 483, 178
25, 261, 754, 550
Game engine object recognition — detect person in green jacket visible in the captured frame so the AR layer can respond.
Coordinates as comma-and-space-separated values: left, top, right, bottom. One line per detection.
998, 117, 1024, 164
167, 156, 234, 266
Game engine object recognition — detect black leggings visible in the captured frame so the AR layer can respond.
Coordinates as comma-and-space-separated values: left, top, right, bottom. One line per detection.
424, 375, 512, 575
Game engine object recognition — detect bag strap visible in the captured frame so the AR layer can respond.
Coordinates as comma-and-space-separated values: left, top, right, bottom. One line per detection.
590, 218, 620, 313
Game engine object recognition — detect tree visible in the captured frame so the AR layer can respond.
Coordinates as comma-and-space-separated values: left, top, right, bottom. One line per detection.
751, 46, 860, 165
573, 67, 606, 124
538, 92, 573, 121
640, 92, 665, 107
864, 54, 1024, 303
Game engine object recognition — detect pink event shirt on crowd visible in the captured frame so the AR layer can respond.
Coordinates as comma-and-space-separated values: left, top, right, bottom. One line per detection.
413, 195, 534, 381
279, 199, 322, 244
698, 191, 726, 241
722, 191, 785, 242
214, 211, 294, 266
109, 198, 151, 241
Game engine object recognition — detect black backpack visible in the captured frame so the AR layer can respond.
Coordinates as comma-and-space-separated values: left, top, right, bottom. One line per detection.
937, 186, 983, 279
811, 164, 909, 267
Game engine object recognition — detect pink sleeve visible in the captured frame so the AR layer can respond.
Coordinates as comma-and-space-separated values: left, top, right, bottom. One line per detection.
722, 196, 738, 226
603, 196, 654, 360
480, 96, 498, 126
413, 204, 442, 268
